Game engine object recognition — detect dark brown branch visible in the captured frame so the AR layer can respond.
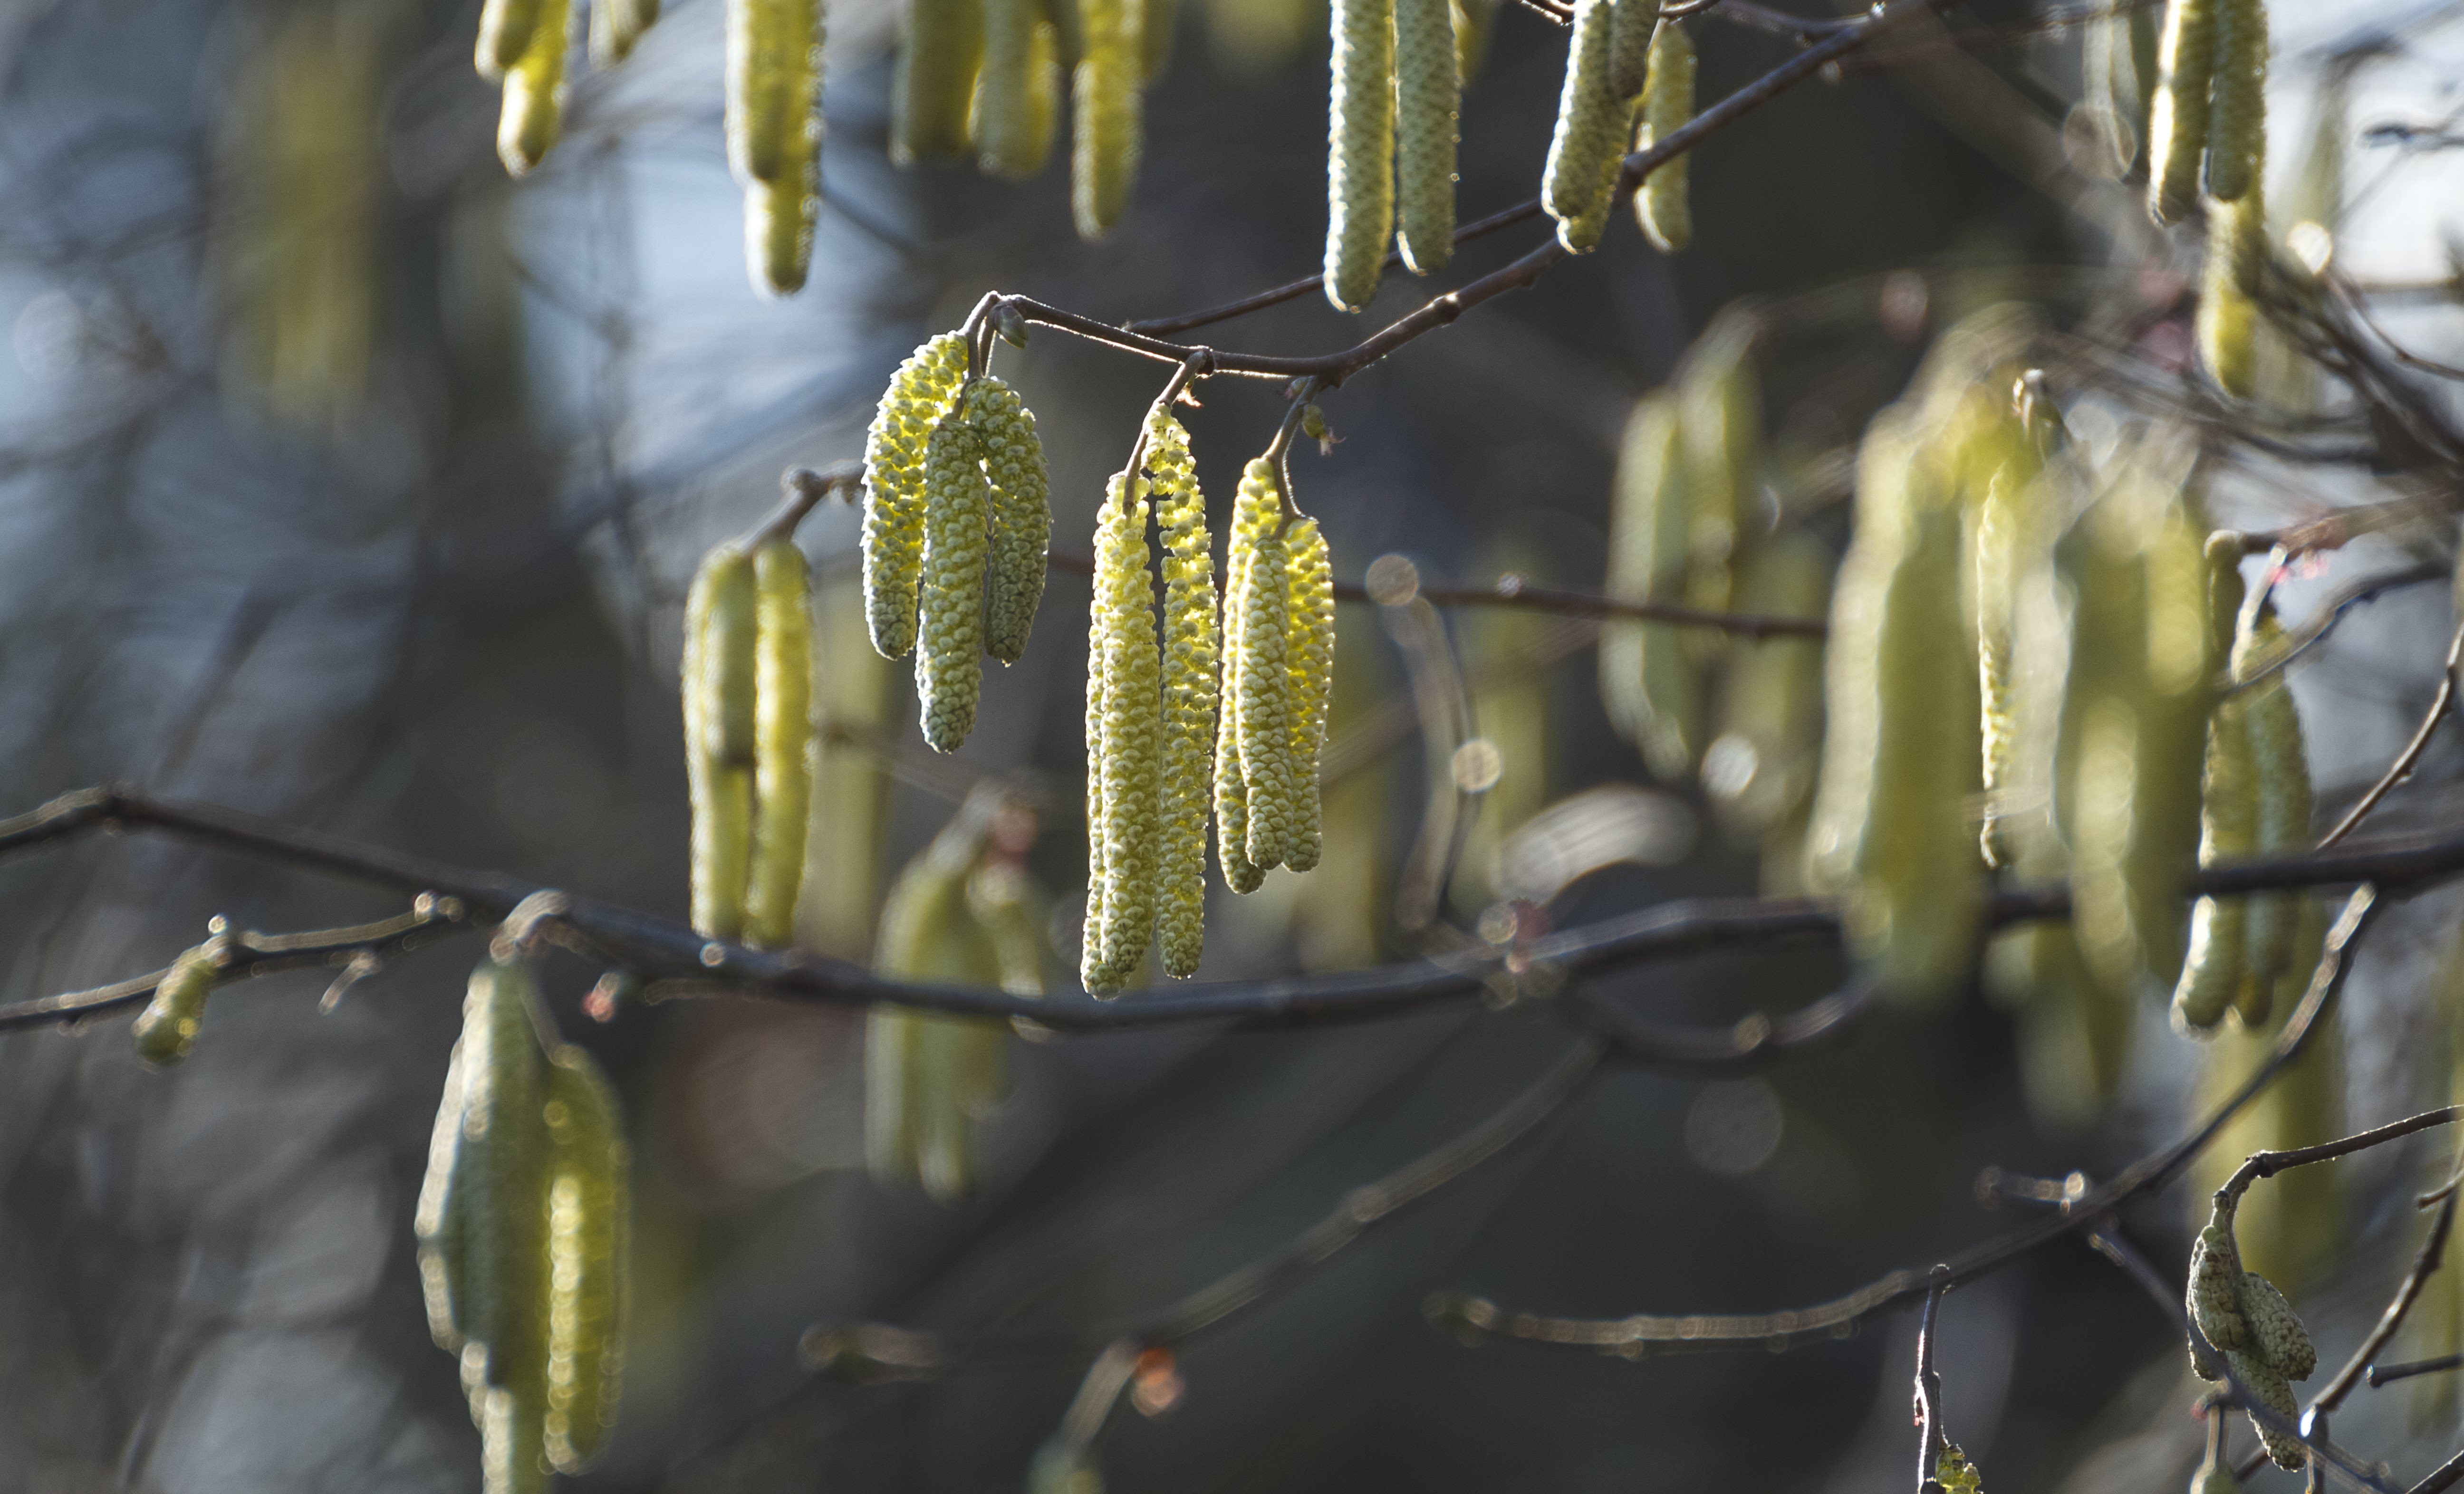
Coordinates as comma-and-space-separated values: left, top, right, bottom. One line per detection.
745, 461, 865, 548
1570, 975, 1874, 1071
1913, 1266, 1952, 1494
2300, 1196, 2458, 1445
2370, 1353, 2464, 1388
2317, 618, 2464, 850
2412, 1446, 2464, 1494
2220, 1108, 2464, 1203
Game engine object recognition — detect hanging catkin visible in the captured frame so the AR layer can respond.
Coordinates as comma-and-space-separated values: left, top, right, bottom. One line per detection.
978, 0, 1060, 177
1232, 466, 1296, 870
2204, 0, 2268, 201
1635, 19, 1695, 252
862, 334, 967, 658
1324, 0, 1397, 308
131, 945, 221, 1068
497, 0, 572, 176
590, 0, 659, 67
894, 0, 986, 163
968, 376, 1053, 664
1282, 518, 1337, 873
2199, 187, 2267, 398
1541, 0, 1620, 251
745, 538, 814, 947
1074, 0, 1141, 238
1147, 414, 1218, 977
1608, 0, 1659, 99
725, 0, 824, 294
1085, 474, 1163, 991
2146, 0, 2217, 224
1393, 0, 1460, 275
1598, 396, 1702, 779
683, 545, 758, 939
477, 0, 546, 81
916, 413, 992, 752
540, 1045, 628, 1473
2173, 533, 2253, 1030
2236, 601, 2309, 1021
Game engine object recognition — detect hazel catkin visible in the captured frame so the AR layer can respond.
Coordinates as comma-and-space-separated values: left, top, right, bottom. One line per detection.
541, 1045, 628, 1473
2146, 0, 2217, 224
1542, 0, 1621, 252
745, 538, 815, 948
1084, 474, 1163, 992
1148, 414, 1218, 977
862, 334, 967, 659
1074, 0, 1142, 239
916, 413, 992, 752
1635, 20, 1695, 252
1325, 0, 1397, 307
683, 545, 759, 940
894, 0, 986, 163
496, 0, 571, 177
131, 944, 221, 1069
967, 376, 1054, 665
1394, 0, 1460, 275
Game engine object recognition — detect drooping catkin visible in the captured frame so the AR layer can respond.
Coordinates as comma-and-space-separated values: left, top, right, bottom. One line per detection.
1703, 530, 1832, 838
1282, 518, 1337, 873
1232, 463, 1297, 870
1598, 396, 1703, 780
589, 0, 659, 67
2200, 186, 2267, 399
2204, 0, 2267, 202
1608, 0, 1660, 99
916, 414, 992, 752
1961, 391, 2042, 869
1394, 0, 1460, 275
725, 0, 824, 296
1148, 414, 1218, 977
541, 1045, 628, 1473
450, 960, 552, 1464
1213, 599, 1262, 893
2173, 534, 2253, 1030
684, 545, 758, 940
497, 0, 572, 177
862, 334, 967, 658
131, 944, 220, 1068
967, 377, 1053, 664
2237, 603, 2309, 1015
1325, 0, 1398, 308
894, 0, 986, 163
1086, 475, 1163, 991
746, 539, 815, 948
978, 0, 1060, 177
745, 168, 820, 297
1678, 312, 1761, 626
477, 0, 546, 82
1074, 0, 1141, 239
1542, 0, 1621, 252
2146, 0, 2217, 224
1635, 20, 1694, 252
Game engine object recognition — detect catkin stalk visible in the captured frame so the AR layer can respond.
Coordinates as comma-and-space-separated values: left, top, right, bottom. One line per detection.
497, 0, 572, 177
746, 539, 815, 948
1324, 0, 1397, 308
2146, 0, 2217, 224
1149, 415, 1218, 977
1542, 0, 1620, 251
1635, 19, 1694, 252
541, 1045, 628, 1473
916, 415, 991, 752
1074, 0, 1141, 238
862, 335, 967, 658
1393, 0, 1460, 275
894, 0, 986, 163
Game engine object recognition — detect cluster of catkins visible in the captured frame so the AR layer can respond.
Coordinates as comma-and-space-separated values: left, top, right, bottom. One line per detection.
2188, 1195, 2317, 1469
471, 0, 658, 177
1539, 0, 1693, 257
416, 958, 631, 1494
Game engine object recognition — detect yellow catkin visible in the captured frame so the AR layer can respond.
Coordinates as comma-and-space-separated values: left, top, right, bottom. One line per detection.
130, 945, 219, 1068
1635, 20, 1694, 252
1608, 0, 1660, 99
1542, 0, 1620, 252
2082, 5, 2141, 174
917, 413, 991, 752
541, 1045, 627, 1473
2204, 0, 2267, 202
497, 0, 571, 177
1678, 312, 1761, 627
1393, 0, 1460, 275
589, 0, 659, 67
894, 0, 985, 163
746, 539, 815, 948
1964, 400, 2041, 869
2146, 0, 2217, 224
449, 961, 551, 1475
1324, 0, 1397, 308
1598, 396, 1702, 780
684, 545, 758, 940
2237, 604, 2309, 1017
1086, 475, 1163, 991
1282, 517, 1337, 873
1215, 461, 1271, 890
1233, 463, 1297, 870
978, 0, 1060, 177
862, 334, 967, 658
967, 376, 1053, 665
1074, 0, 1141, 239
745, 169, 819, 298
1704, 530, 1832, 838
2200, 186, 2267, 398
1148, 414, 1218, 978
476, 0, 546, 82
1559, 99, 1636, 255
725, 0, 823, 294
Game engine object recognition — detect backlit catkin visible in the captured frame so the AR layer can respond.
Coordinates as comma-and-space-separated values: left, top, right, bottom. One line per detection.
476, 0, 546, 82
862, 334, 967, 658
1085, 474, 1163, 992
541, 1044, 627, 1473
967, 376, 1053, 664
590, 0, 659, 67
131, 945, 220, 1068
893, 0, 985, 163
1635, 21, 1694, 252
2146, 0, 2217, 224
1325, 0, 1397, 308
497, 0, 571, 177
1074, 0, 1141, 239
684, 545, 758, 939
1608, 0, 1660, 99
916, 413, 991, 752
977, 0, 1060, 178
1148, 414, 1218, 977
2237, 603, 2309, 1018
1598, 396, 1703, 780
745, 538, 814, 948
2172, 535, 2254, 1030
2204, 0, 2268, 202
1282, 517, 1337, 873
1394, 0, 1460, 275
1542, 0, 1621, 252
1232, 462, 1297, 870
2200, 187, 2266, 399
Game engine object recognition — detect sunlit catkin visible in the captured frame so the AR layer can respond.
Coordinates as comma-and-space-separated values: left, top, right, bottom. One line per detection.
2204, 0, 2267, 201
1074, 0, 1141, 238
967, 376, 1052, 664
1542, 0, 1620, 252
1148, 415, 1217, 977
978, 0, 1060, 177
862, 334, 967, 658
2200, 187, 2267, 398
726, 0, 821, 185
590, 0, 659, 67
917, 414, 991, 752
746, 539, 815, 948
415, 1031, 474, 1352
684, 545, 758, 940
1232, 461, 1297, 869
1325, 0, 1397, 307
2146, 0, 2216, 224
1086, 475, 1163, 991
1635, 21, 1694, 252
541, 1045, 627, 1473
2173, 536, 2253, 1030
497, 0, 572, 177
894, 0, 985, 163
1608, 0, 1660, 99
1282, 518, 1337, 873
2237, 603, 2309, 1016
477, 0, 546, 82
1704, 530, 1832, 838
131, 944, 220, 1068
1394, 0, 1460, 275
1598, 396, 1702, 780
449, 960, 551, 1467
1678, 312, 1761, 625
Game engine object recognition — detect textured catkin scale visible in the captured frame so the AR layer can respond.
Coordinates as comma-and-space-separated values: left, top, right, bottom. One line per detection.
590, 0, 659, 67
1213, 613, 1262, 894
2241, 1272, 2315, 1379
894, 0, 986, 163
476, 0, 546, 81
130, 946, 219, 1068
541, 1046, 628, 1473
2200, 188, 2267, 398
2146, 0, 2217, 224
684, 546, 759, 940
1148, 415, 1217, 977
1598, 398, 1703, 780
746, 539, 815, 948
1095, 479, 1164, 984
2237, 608, 2309, 1001
416, 1037, 474, 1350
1235, 492, 1297, 871
978, 0, 1060, 177
725, 0, 820, 185
1073, 0, 1141, 239
1281, 518, 1337, 873
2203, 0, 2267, 201
1393, 0, 1460, 275
2187, 1216, 2251, 1360
456, 961, 551, 1465
1541, 0, 1620, 252
1635, 21, 1694, 252
966, 377, 1053, 664
1608, 0, 1660, 99
1936, 1445, 1983, 1494
917, 415, 992, 752
497, 0, 571, 177
1558, 101, 1635, 255
1324, 0, 1397, 307
745, 166, 820, 297
862, 334, 968, 659
2229, 1347, 2307, 1468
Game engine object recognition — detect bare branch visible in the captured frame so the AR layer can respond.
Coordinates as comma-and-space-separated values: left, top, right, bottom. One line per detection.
2317, 618, 2464, 850
1913, 1266, 1952, 1494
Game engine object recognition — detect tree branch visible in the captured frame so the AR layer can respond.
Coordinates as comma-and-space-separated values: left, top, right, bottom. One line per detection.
1913, 1266, 1952, 1494
2317, 618, 2464, 850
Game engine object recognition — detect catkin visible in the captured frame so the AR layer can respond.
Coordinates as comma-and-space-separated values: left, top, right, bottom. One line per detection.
415, 1032, 474, 1352
1542, 0, 1620, 252
1086, 475, 1163, 991
2200, 186, 2267, 398
863, 334, 967, 658
1074, 0, 1141, 239
1635, 20, 1694, 252
745, 170, 819, 297
450, 960, 552, 1466
1232, 463, 1297, 869
725, 0, 823, 294
590, 0, 659, 67
1965, 399, 2040, 869
894, 0, 986, 163
978, 0, 1060, 177
2204, 0, 2267, 201
2237, 604, 2309, 1015
1394, 0, 1460, 275
684, 545, 759, 940
1598, 396, 1702, 780
1148, 414, 1218, 977
917, 414, 992, 752
477, 0, 546, 82
2146, 0, 2217, 224
1704, 530, 1832, 837
967, 377, 1053, 664
1325, 0, 1397, 308
541, 1045, 628, 1473
497, 0, 571, 177
1608, 0, 1659, 99
1282, 517, 1337, 873
1679, 313, 1761, 626
2173, 536, 2254, 1029
131, 945, 220, 1068
1214, 460, 1272, 890
746, 539, 815, 947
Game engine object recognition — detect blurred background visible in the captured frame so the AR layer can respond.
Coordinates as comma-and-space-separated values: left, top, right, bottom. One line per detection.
3, 0, 2464, 1489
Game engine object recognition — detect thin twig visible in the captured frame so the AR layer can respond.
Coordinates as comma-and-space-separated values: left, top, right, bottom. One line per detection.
2317, 618, 2464, 850
2232, 563, 2449, 693
1569, 974, 1875, 1071
1913, 1266, 1952, 1494
2219, 1108, 2464, 1204
2313, 1192, 2458, 1416
2412, 1446, 2464, 1494
2370, 1353, 2464, 1388
745, 461, 865, 548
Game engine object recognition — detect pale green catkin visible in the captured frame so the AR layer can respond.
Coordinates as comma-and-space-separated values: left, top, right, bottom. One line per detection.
893, 0, 985, 164
916, 413, 991, 752
541, 1045, 627, 1473
744, 166, 819, 298
1281, 517, 1337, 873
2238, 605, 2309, 1004
1393, 0, 1460, 275
2200, 186, 2267, 398
725, 0, 821, 186
1074, 0, 1141, 239
746, 539, 814, 948
965, 377, 1052, 663
476, 0, 545, 82
2173, 536, 2252, 1030
1148, 415, 1218, 977
1324, 0, 1397, 309
1542, 0, 1621, 251
1559, 101, 1636, 254
1678, 313, 1760, 625
1635, 19, 1694, 252
1089, 475, 1162, 990
1965, 406, 2037, 868
589, 0, 659, 67
452, 960, 551, 1476
1232, 463, 1296, 870
1214, 460, 1274, 890
2146, 0, 2217, 224
1608, 0, 1660, 99
1598, 396, 1702, 780
131, 945, 219, 1068
862, 333, 966, 658
684, 545, 757, 940
978, 0, 1059, 178
2204, 0, 2267, 202
497, 0, 571, 177
1083, 494, 1114, 964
